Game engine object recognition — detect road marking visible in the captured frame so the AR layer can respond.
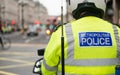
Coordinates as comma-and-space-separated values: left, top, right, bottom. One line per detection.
0, 71, 18, 75
22, 36, 27, 39
0, 63, 34, 69
0, 57, 34, 69
11, 43, 47, 47
25, 36, 41, 43
25, 39, 31, 43
0, 57, 33, 64
0, 52, 35, 56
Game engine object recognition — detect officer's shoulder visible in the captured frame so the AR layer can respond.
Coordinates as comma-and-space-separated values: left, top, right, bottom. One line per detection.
105, 20, 120, 28
53, 23, 67, 32
112, 23, 120, 28
114, 24, 120, 28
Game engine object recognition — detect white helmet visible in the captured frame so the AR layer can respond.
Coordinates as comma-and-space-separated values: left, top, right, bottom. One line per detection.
69, 0, 106, 19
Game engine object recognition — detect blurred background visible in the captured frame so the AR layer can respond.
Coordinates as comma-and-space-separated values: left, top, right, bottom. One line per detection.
0, 0, 120, 75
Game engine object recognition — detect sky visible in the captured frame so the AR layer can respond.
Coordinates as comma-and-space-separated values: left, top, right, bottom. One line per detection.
38, 0, 66, 16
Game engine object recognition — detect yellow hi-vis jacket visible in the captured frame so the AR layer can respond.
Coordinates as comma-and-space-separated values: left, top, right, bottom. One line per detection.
41, 16, 120, 75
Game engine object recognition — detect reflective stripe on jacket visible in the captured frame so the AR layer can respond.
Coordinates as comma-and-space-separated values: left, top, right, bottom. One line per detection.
42, 16, 120, 75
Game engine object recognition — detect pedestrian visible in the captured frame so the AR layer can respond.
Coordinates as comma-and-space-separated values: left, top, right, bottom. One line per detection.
41, 0, 120, 75
0, 31, 3, 48
0, 23, 3, 47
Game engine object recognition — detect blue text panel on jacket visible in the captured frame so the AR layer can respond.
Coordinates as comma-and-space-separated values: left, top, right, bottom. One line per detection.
79, 32, 112, 47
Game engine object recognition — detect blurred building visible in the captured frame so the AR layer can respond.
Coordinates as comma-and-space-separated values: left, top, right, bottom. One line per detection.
34, 1, 48, 24
0, 0, 48, 30
66, 1, 73, 22
112, 0, 120, 25
105, 0, 120, 25
0, 0, 18, 26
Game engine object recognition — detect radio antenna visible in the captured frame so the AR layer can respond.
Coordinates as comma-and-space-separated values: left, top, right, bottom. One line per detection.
61, 0, 65, 75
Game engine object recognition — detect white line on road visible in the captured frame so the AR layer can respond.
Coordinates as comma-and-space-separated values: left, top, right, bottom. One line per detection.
0, 63, 34, 69
25, 36, 41, 43
0, 71, 18, 75
0, 57, 33, 64
11, 43, 47, 47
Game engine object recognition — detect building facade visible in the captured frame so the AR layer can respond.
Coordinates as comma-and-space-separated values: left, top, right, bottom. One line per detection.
0, 0, 18, 26
34, 1, 48, 24
0, 0, 48, 30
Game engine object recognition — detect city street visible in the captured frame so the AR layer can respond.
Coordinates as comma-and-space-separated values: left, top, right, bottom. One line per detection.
0, 0, 120, 75
0, 31, 48, 75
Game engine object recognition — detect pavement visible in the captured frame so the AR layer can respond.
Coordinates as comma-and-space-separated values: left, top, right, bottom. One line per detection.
0, 44, 45, 75
4, 30, 49, 45
0, 31, 48, 75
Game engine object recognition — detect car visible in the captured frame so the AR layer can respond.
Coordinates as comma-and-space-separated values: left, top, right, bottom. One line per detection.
27, 24, 40, 37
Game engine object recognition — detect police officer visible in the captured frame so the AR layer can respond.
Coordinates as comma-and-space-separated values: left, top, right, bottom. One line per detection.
41, 0, 120, 75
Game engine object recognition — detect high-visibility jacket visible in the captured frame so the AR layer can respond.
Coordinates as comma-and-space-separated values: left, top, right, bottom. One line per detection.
41, 16, 120, 75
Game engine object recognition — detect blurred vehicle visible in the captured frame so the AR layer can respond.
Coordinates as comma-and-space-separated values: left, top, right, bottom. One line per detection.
46, 23, 54, 35
45, 17, 58, 35
27, 24, 41, 37
45, 28, 52, 35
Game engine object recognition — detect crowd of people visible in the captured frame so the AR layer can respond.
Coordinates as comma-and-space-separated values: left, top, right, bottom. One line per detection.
0, 16, 61, 36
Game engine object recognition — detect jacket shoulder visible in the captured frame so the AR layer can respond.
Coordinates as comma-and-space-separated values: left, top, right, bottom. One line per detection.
104, 20, 120, 28
53, 23, 67, 32
113, 23, 120, 28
